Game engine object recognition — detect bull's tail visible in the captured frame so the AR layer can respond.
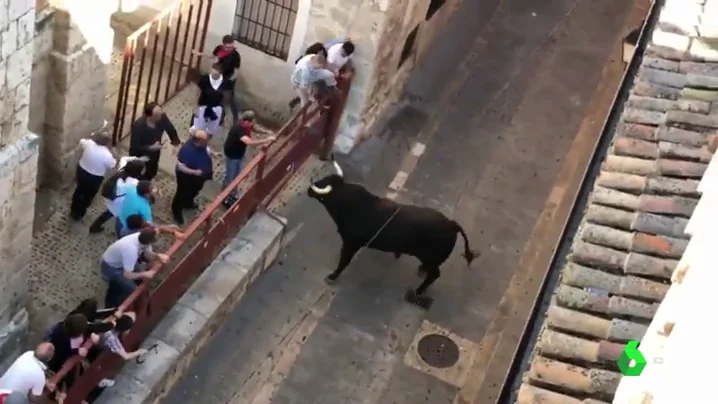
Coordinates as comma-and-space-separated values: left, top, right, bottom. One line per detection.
453, 221, 479, 265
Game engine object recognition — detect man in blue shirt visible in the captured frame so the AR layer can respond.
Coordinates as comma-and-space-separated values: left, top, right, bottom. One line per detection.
118, 181, 154, 237
172, 129, 213, 224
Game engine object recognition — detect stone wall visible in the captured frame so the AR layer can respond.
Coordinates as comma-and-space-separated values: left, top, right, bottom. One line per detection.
0, 0, 41, 371
356, 0, 462, 144
29, 9, 54, 188
42, 0, 114, 187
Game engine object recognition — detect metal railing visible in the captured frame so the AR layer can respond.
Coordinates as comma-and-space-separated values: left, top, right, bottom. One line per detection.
234, 0, 298, 60
112, 0, 213, 145
49, 77, 351, 403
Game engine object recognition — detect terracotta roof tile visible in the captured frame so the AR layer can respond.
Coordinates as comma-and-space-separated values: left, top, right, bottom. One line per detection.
517, 1, 718, 400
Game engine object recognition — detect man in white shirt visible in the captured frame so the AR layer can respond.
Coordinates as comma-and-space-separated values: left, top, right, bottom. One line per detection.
0, 342, 54, 403
100, 228, 169, 308
326, 40, 355, 73
70, 132, 117, 221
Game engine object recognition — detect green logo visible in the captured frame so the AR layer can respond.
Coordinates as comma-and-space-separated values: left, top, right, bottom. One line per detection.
617, 340, 647, 376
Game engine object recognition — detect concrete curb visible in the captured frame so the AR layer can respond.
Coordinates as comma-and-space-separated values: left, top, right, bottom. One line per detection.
96, 212, 287, 404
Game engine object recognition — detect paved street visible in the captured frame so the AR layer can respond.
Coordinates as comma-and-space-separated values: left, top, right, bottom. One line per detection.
161, 0, 639, 403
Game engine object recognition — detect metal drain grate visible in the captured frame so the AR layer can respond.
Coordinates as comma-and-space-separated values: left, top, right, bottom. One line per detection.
417, 333, 460, 368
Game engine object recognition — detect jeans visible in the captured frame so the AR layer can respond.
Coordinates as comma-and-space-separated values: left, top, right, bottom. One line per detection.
101, 261, 139, 308
223, 157, 244, 199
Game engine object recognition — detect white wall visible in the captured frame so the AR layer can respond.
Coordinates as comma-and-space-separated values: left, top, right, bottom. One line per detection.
204, 0, 311, 124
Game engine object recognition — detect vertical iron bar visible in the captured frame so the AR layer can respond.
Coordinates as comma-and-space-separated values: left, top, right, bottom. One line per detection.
248, 0, 260, 47
166, 2, 184, 100
197, 0, 214, 71
131, 32, 151, 127
145, 20, 163, 107
155, 12, 172, 103
265, 1, 277, 54
117, 40, 137, 142
257, 0, 269, 47
176, 3, 194, 91
112, 42, 132, 145
189, 0, 203, 70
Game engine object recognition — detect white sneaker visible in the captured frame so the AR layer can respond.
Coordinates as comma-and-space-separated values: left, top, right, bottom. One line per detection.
98, 378, 115, 388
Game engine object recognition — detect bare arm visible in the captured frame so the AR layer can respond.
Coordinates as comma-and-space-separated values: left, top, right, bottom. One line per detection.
177, 162, 202, 175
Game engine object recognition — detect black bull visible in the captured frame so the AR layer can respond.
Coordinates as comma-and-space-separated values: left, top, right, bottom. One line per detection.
307, 162, 479, 309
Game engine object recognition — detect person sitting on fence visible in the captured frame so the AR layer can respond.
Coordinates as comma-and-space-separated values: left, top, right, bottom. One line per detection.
0, 342, 55, 404
192, 63, 231, 138
172, 129, 213, 225
222, 110, 276, 208
291, 53, 336, 109
89, 156, 147, 235
326, 39, 355, 75
100, 227, 169, 308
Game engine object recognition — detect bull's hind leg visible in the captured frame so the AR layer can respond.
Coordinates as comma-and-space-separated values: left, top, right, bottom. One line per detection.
325, 242, 360, 285
405, 267, 441, 310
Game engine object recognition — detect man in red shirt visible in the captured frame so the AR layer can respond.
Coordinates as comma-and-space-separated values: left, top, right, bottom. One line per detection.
222, 110, 275, 207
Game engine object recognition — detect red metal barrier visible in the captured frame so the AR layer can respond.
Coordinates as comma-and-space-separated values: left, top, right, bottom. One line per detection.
49, 77, 351, 403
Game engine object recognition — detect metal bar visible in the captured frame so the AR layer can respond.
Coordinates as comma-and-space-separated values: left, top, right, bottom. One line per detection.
145, 20, 163, 107
117, 39, 137, 142
131, 32, 151, 128
247, 0, 260, 50
267, 1, 280, 56
189, 0, 203, 72
112, 41, 133, 145
165, 2, 184, 101
127, 1, 181, 42
155, 12, 172, 103
257, 0, 271, 49
197, 0, 214, 72
176, 3, 194, 91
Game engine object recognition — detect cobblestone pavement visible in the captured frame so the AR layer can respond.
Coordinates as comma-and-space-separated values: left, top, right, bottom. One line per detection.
160, 0, 640, 403
26, 52, 313, 344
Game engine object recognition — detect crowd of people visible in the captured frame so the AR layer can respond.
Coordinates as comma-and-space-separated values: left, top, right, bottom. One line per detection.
0, 34, 355, 404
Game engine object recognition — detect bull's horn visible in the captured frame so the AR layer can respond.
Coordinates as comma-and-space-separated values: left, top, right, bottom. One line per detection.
333, 161, 343, 178
311, 184, 332, 194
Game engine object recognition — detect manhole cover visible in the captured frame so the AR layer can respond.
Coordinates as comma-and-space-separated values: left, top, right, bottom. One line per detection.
417, 333, 459, 368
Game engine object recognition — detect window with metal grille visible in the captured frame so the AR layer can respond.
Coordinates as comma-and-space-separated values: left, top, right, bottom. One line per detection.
398, 24, 419, 69
425, 0, 446, 20
233, 0, 299, 60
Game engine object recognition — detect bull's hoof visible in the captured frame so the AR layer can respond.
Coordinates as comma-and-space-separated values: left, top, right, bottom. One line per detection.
324, 275, 337, 285
404, 290, 433, 310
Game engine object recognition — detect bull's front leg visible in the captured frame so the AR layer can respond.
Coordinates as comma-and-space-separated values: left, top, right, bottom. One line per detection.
325, 242, 360, 285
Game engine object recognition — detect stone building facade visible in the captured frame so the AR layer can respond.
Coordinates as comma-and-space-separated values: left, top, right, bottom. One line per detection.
206, 0, 462, 152
0, 0, 116, 369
